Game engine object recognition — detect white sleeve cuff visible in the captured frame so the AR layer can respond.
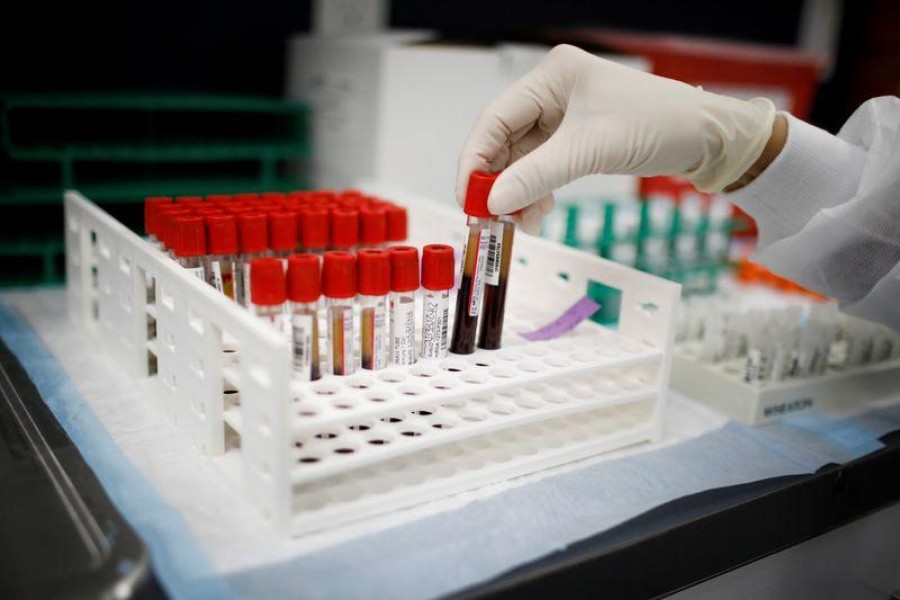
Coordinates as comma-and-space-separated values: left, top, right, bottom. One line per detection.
726, 112, 867, 248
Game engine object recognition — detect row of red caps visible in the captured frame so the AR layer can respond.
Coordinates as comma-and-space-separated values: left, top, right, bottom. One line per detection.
250, 245, 456, 305
143, 190, 408, 258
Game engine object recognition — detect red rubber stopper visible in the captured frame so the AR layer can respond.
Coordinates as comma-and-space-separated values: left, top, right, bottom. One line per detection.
205, 194, 233, 205
176, 195, 205, 207
268, 211, 298, 252
239, 213, 268, 254
385, 205, 408, 241
158, 206, 190, 249
330, 208, 359, 250
261, 192, 287, 204
359, 206, 387, 246
463, 171, 500, 218
322, 251, 357, 299
250, 257, 286, 306
173, 215, 206, 257
421, 244, 455, 290
287, 254, 321, 303
357, 249, 391, 296
234, 193, 260, 204
301, 207, 330, 250
144, 196, 172, 236
389, 246, 419, 292
206, 214, 238, 255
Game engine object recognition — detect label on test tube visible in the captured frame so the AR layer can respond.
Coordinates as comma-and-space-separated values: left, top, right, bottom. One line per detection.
391, 298, 416, 365
242, 263, 252, 307
292, 313, 314, 379
466, 228, 490, 317
422, 294, 450, 359
374, 305, 388, 370
341, 309, 354, 373
485, 221, 504, 286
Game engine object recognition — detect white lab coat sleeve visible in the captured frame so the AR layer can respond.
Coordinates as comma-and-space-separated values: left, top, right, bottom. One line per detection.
727, 96, 900, 330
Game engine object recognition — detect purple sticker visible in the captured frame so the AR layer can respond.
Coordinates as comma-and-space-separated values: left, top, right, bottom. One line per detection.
519, 296, 601, 342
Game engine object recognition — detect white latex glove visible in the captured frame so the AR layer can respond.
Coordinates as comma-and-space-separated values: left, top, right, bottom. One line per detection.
456, 44, 776, 234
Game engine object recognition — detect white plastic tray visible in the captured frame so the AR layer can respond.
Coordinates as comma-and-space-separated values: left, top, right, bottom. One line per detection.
672, 344, 900, 425
64, 184, 680, 535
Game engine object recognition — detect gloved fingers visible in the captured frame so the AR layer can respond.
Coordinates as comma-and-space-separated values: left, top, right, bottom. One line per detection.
456, 69, 565, 208
488, 129, 582, 215
513, 193, 555, 235
514, 204, 543, 235
508, 124, 552, 165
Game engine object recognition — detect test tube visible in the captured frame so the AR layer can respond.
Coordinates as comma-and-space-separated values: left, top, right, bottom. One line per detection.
357, 249, 391, 371
450, 170, 497, 355
478, 212, 515, 350
144, 196, 172, 247
158, 205, 191, 256
173, 215, 207, 280
421, 244, 454, 359
237, 213, 268, 307
322, 251, 357, 375
204, 214, 238, 301
249, 257, 288, 331
360, 206, 387, 249
385, 205, 408, 245
268, 211, 298, 264
330, 208, 359, 252
301, 207, 330, 256
388, 246, 419, 366
287, 254, 322, 381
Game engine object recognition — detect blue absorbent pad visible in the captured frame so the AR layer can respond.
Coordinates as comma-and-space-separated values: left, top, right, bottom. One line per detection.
2, 294, 899, 600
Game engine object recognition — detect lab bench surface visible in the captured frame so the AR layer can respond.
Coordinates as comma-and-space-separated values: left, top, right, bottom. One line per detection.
1, 329, 899, 599
0, 337, 165, 600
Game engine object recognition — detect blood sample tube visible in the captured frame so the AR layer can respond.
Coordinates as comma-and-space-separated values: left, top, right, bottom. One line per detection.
385, 205, 408, 244
421, 244, 454, 359
205, 214, 238, 300
237, 213, 268, 307
287, 254, 322, 381
388, 246, 418, 365
158, 205, 190, 255
330, 208, 359, 251
357, 249, 390, 371
144, 196, 172, 247
322, 251, 357, 375
268, 211, 298, 264
449, 170, 497, 354
249, 257, 288, 331
360, 206, 387, 248
173, 215, 207, 280
478, 212, 515, 350
301, 207, 330, 256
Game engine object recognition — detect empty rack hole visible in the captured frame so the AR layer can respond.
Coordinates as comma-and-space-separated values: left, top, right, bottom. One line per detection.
346, 375, 375, 389
431, 377, 457, 391
298, 456, 320, 464
378, 371, 406, 383
439, 358, 467, 373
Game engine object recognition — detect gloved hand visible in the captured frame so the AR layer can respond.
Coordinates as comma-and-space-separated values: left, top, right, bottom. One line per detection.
456, 44, 776, 234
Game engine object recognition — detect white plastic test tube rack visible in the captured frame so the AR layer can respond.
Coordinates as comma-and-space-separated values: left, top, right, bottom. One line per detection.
64, 184, 680, 536
671, 299, 900, 425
